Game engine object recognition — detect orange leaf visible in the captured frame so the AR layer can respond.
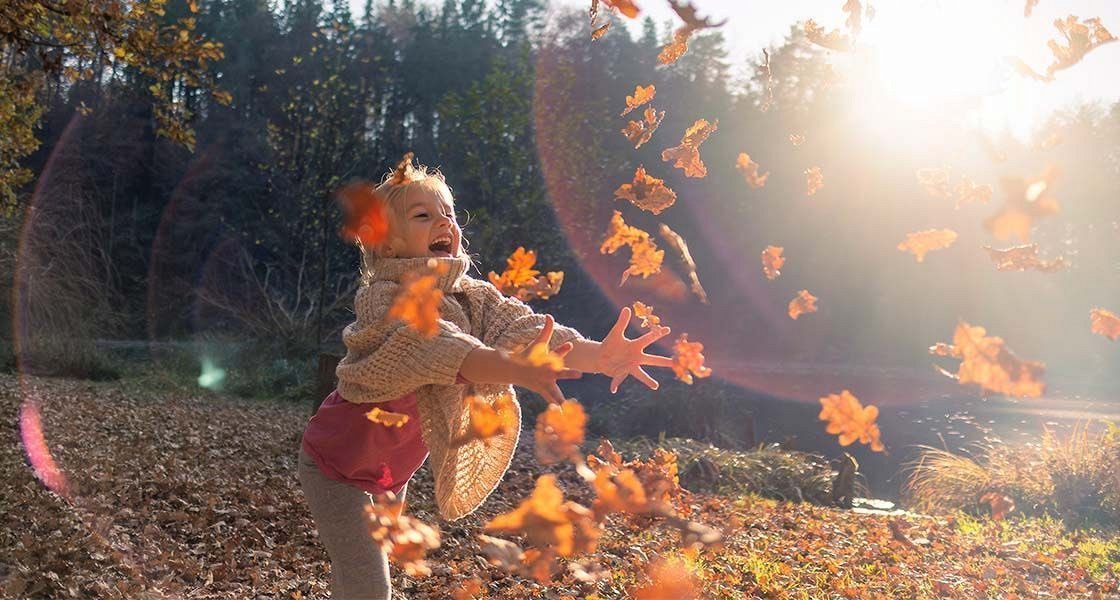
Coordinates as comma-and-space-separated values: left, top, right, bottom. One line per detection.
805, 166, 824, 196
451, 392, 518, 448
1090, 308, 1120, 341
735, 152, 769, 188
592, 467, 649, 517
657, 224, 708, 303
979, 491, 1015, 521
983, 244, 1066, 272
601, 211, 664, 284
1045, 16, 1117, 77
657, 27, 693, 65
671, 334, 712, 384
366, 407, 410, 428
600, 210, 650, 254
621, 84, 656, 116
519, 342, 566, 372
934, 321, 1046, 398
632, 558, 699, 600
336, 181, 390, 247
615, 166, 677, 215
535, 399, 587, 465
484, 474, 600, 557
632, 301, 661, 328
388, 259, 448, 337
591, 21, 610, 39
761, 245, 784, 280
804, 19, 852, 51
603, 0, 640, 19
788, 289, 818, 320
621, 106, 665, 149
984, 167, 1061, 241
818, 389, 885, 452
365, 500, 441, 576
389, 151, 416, 185
897, 229, 958, 263
488, 247, 564, 301
661, 119, 718, 178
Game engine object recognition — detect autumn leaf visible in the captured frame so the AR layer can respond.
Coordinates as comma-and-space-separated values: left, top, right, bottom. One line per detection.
1045, 16, 1117, 77
983, 244, 1066, 272
788, 289, 818, 320
658, 27, 693, 65
388, 259, 448, 337
592, 467, 650, 517
535, 399, 587, 465
601, 211, 664, 284
934, 321, 1046, 398
658, 223, 708, 303
591, 22, 610, 39
789, 133, 805, 146
1024, 0, 1039, 17
735, 152, 770, 188
897, 229, 958, 263
661, 119, 718, 178
600, 210, 650, 254
843, 0, 866, 35
621, 106, 665, 149
953, 176, 994, 207
451, 393, 518, 448
761, 245, 784, 280
615, 166, 677, 215
805, 166, 824, 196
366, 407, 410, 428
804, 19, 853, 51
671, 334, 712, 384
759, 49, 775, 111
365, 500, 441, 577
336, 180, 390, 248
818, 390, 885, 452
488, 247, 564, 301
389, 151, 416, 185
984, 167, 1061, 241
1090, 308, 1120, 341
667, 0, 728, 30
483, 474, 601, 557
603, 0, 641, 19
632, 301, 661, 328
980, 491, 1016, 521
632, 558, 700, 600
621, 84, 656, 116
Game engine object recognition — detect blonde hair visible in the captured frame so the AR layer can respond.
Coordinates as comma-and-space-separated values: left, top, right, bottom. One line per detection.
359, 154, 468, 278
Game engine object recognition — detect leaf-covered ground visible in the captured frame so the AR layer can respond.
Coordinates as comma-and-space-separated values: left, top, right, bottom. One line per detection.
3, 374, 1119, 599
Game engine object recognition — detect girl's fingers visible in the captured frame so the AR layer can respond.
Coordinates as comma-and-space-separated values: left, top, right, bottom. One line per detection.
639, 353, 676, 368
557, 368, 583, 380
535, 315, 555, 346
632, 366, 659, 390
546, 383, 565, 405
553, 341, 574, 357
636, 326, 671, 347
609, 371, 628, 394
607, 306, 632, 340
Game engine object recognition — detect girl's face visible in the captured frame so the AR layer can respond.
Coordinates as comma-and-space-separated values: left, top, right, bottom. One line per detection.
395, 188, 462, 259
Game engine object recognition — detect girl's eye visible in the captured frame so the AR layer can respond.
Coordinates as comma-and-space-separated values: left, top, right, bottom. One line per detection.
415, 213, 428, 219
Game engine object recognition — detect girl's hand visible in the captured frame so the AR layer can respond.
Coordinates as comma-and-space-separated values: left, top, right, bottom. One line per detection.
510, 315, 582, 404
596, 307, 675, 394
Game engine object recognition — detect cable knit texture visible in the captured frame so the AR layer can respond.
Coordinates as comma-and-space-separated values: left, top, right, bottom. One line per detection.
335, 255, 585, 520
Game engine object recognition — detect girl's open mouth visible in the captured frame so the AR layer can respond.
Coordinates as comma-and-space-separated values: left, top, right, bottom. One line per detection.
428, 238, 453, 256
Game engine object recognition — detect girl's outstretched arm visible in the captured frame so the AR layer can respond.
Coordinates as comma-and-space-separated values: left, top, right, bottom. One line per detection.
563, 306, 675, 393
460, 315, 581, 404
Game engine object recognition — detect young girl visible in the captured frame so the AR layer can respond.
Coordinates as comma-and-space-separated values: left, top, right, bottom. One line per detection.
297, 157, 674, 599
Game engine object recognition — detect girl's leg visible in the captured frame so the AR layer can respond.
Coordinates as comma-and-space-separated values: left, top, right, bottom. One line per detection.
297, 448, 407, 600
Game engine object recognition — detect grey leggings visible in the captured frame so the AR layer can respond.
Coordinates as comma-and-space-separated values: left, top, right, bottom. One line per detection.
297, 448, 406, 600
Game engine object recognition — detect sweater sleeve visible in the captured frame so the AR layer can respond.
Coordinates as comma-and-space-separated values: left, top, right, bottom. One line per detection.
464, 279, 587, 353
335, 281, 487, 404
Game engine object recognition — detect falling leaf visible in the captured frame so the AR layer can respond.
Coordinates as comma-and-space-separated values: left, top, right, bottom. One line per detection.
389, 151, 416, 185
1090, 308, 1120, 341
979, 492, 1015, 521
535, 399, 587, 464
759, 49, 775, 111
621, 84, 656, 116
804, 19, 853, 51
843, 0, 865, 35
953, 176, 994, 208
735, 153, 770, 188
366, 407, 410, 428
984, 167, 1061, 241
488, 247, 564, 301
484, 474, 601, 557
600, 210, 650, 254
658, 27, 693, 65
451, 393, 518, 448
897, 229, 958, 263
983, 244, 1066, 272
451, 577, 486, 600
336, 181, 390, 248
658, 224, 708, 303
661, 119, 718, 178
601, 211, 664, 284
805, 166, 824, 196
632, 558, 699, 600
916, 168, 993, 208
603, 0, 641, 19
761, 246, 785, 280
592, 467, 650, 517
934, 321, 1046, 398
592, 22, 610, 39
667, 0, 728, 30
621, 106, 666, 149
789, 133, 805, 146
788, 289, 818, 320
615, 166, 677, 215
818, 390, 885, 452
671, 334, 712, 384
1024, 0, 1040, 17
1045, 16, 1117, 77
632, 301, 661, 328
365, 500, 441, 577
388, 260, 448, 337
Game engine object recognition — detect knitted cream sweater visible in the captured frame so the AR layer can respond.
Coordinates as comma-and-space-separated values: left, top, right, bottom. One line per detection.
335, 255, 584, 519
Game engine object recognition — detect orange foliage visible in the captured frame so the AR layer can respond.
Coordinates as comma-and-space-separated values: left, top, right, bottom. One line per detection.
761, 245, 784, 280
805, 166, 824, 196
336, 180, 390, 248
984, 167, 1061, 241
1046, 16, 1116, 77
621, 106, 665, 149
671, 334, 712, 384
735, 152, 769, 188
600, 211, 664, 284
897, 229, 958, 263
980, 492, 1016, 521
804, 19, 852, 51
661, 119, 718, 178
484, 474, 601, 557
388, 260, 448, 337
932, 321, 1046, 398
488, 247, 564, 302
657, 1, 726, 65
389, 151, 416, 185
632, 301, 661, 329
788, 289, 818, 320
365, 407, 410, 428
603, 0, 640, 19
818, 390, 885, 452
365, 500, 441, 577
451, 393, 518, 448
657, 27, 692, 65
621, 84, 656, 116
615, 166, 677, 215
983, 244, 1067, 272
1090, 308, 1120, 341
658, 224, 708, 303
535, 399, 587, 465
632, 558, 700, 600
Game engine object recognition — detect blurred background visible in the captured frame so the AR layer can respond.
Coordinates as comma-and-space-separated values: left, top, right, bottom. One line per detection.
3, 0, 1119, 497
